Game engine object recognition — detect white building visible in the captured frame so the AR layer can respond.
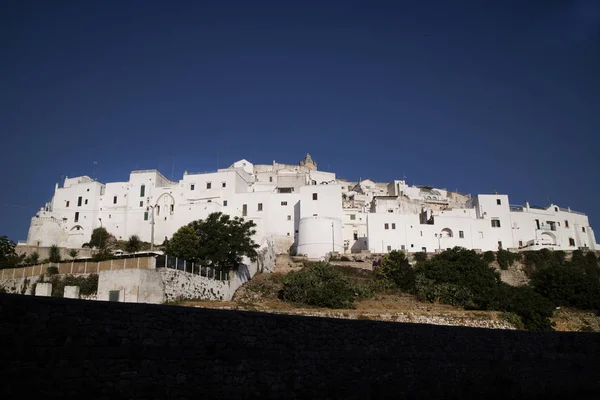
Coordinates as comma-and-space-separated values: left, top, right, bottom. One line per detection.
23, 154, 598, 258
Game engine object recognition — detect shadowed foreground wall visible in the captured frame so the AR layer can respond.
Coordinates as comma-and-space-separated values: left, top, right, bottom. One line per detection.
1, 294, 599, 399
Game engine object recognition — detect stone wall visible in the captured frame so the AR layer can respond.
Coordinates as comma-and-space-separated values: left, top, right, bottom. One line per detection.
159, 268, 231, 302
1, 294, 599, 399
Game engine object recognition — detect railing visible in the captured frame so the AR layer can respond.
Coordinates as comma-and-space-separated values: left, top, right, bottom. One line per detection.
559, 207, 586, 216
155, 254, 230, 281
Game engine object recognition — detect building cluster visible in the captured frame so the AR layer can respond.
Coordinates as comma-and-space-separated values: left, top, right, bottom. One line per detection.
23, 154, 598, 258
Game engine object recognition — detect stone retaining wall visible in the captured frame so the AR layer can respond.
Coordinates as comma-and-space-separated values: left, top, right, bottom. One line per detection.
1, 294, 599, 399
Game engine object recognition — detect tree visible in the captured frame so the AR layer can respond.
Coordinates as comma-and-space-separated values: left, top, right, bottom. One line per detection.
89, 227, 114, 249
125, 235, 142, 253
0, 236, 24, 268
375, 250, 415, 291
166, 212, 259, 272
68, 249, 79, 261
49, 245, 62, 263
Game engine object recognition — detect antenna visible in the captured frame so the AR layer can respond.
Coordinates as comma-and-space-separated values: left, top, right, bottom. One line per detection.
171, 157, 175, 181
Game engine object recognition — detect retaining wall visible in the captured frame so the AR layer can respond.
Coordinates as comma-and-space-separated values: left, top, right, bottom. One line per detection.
1, 294, 599, 399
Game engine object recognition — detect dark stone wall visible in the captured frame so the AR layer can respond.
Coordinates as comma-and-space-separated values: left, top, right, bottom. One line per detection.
1, 294, 599, 399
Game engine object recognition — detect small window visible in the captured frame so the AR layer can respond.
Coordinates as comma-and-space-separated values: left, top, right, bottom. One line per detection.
206, 182, 212, 189
535, 219, 540, 229
140, 185, 145, 197
108, 290, 120, 302
223, 200, 228, 206
387, 245, 392, 251
384, 223, 389, 230
156, 205, 160, 216
109, 214, 111, 219
287, 215, 291, 221
170, 204, 174, 213
420, 231, 423, 236
242, 204, 247, 216
77, 197, 82, 207
496, 199, 501, 205
459, 231, 464, 238
411, 244, 414, 248
190, 184, 195, 191
565, 220, 569, 228
519, 240, 523, 247
144, 212, 148, 221
258, 203, 263, 211
491, 219, 501, 228
207, 200, 211, 203
269, 177, 273, 182
388, 209, 393, 213
582, 227, 586, 233
350, 214, 356, 220
281, 201, 288, 206
222, 182, 226, 188
353, 232, 358, 240
498, 241, 503, 249
422, 247, 426, 252
66, 201, 70, 207
113, 196, 117, 204
84, 199, 88, 205
569, 238, 575, 246
401, 245, 405, 250
139, 201, 143, 207
391, 223, 396, 230
312, 193, 318, 200
74, 212, 79, 222
554, 207, 558, 212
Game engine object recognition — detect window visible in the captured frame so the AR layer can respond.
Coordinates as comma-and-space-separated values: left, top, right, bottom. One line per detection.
569, 238, 575, 246
411, 244, 414, 248
422, 247, 426, 252
113, 196, 117, 204
535, 219, 540, 229
74, 212, 79, 222
547, 221, 556, 231
190, 184, 195, 191
223, 200, 228, 207
496, 199, 501, 205
170, 204, 174, 213
582, 227, 586, 233
258, 203, 263, 211
387, 245, 392, 251
498, 241, 503, 249
459, 231, 464, 238
281, 201, 288, 206
140, 185, 145, 197
491, 219, 501, 228
139, 201, 143, 207
420, 231, 423, 236
85, 199, 88, 205
66, 201, 70, 207
384, 223, 389, 230
206, 182, 211, 189
350, 214, 356, 220
109, 214, 111, 219
554, 207, 558, 212
312, 193, 318, 200
156, 205, 160, 216
565, 220, 569, 228
353, 231, 358, 240
391, 223, 396, 230
208, 200, 211, 203
401, 245, 405, 250
144, 212, 148, 221
519, 240, 523, 247
77, 196, 82, 207
242, 204, 247, 217
388, 209, 393, 213
108, 290, 120, 302
222, 182, 227, 188
269, 176, 273, 182
287, 215, 291, 221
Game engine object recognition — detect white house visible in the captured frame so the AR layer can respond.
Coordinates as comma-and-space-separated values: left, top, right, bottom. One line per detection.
22, 154, 598, 258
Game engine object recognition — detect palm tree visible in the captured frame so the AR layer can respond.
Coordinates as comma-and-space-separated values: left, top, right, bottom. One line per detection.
68, 249, 79, 261
48, 245, 61, 263
126, 235, 142, 253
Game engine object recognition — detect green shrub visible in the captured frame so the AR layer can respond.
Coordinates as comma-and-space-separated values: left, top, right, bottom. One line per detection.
499, 312, 524, 330
375, 250, 415, 292
492, 284, 555, 331
63, 274, 99, 296
339, 256, 351, 262
414, 274, 476, 308
413, 252, 428, 263
46, 266, 59, 276
281, 262, 359, 309
92, 249, 113, 262
530, 263, 600, 311
482, 251, 496, 264
496, 249, 520, 270
48, 245, 61, 263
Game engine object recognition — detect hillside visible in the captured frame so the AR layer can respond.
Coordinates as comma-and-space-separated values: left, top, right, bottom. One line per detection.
175, 257, 600, 332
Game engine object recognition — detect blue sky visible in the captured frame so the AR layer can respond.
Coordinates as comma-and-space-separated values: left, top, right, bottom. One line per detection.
1, 0, 599, 242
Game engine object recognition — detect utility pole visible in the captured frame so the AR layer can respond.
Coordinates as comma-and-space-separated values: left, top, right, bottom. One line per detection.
331, 222, 334, 254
